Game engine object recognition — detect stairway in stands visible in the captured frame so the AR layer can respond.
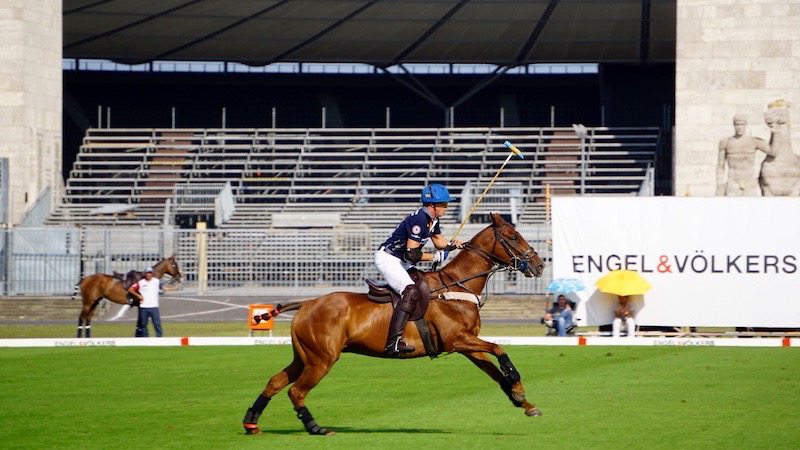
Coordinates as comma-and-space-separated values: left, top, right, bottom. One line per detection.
142, 132, 193, 206
518, 130, 581, 224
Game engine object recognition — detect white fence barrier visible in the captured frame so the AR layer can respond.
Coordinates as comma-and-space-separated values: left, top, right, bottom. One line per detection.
0, 336, 794, 348
1, 224, 551, 296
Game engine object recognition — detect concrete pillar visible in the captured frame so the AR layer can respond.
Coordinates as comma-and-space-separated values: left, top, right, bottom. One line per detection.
0, 1, 62, 224
674, 0, 800, 196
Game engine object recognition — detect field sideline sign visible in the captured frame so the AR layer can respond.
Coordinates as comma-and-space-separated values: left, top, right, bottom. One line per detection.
0, 337, 794, 348
552, 197, 800, 328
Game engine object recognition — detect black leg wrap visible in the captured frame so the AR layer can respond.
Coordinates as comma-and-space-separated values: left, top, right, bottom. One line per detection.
498, 354, 521, 383
296, 406, 331, 435
500, 379, 524, 407
252, 394, 270, 414
243, 408, 261, 425
243, 394, 270, 434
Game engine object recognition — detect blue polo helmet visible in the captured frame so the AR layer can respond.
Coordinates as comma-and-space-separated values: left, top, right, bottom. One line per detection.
421, 183, 455, 204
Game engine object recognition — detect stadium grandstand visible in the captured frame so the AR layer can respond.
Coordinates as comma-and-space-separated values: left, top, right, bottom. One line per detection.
49, 126, 660, 228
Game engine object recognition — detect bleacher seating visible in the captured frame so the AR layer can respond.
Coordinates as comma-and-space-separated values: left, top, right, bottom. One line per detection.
47, 127, 661, 228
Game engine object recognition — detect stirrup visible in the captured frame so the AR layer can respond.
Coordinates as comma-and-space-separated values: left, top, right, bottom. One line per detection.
384, 336, 414, 355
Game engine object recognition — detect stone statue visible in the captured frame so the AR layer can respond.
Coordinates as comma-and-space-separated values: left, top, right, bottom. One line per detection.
759, 100, 800, 197
716, 114, 771, 196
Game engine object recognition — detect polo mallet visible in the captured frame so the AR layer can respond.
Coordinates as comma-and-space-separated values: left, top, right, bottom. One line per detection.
432, 141, 524, 270
450, 140, 524, 242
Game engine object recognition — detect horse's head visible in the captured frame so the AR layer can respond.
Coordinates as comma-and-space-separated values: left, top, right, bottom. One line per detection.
160, 255, 182, 282
469, 213, 545, 278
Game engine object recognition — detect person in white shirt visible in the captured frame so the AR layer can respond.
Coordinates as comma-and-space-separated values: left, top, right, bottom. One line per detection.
128, 267, 163, 337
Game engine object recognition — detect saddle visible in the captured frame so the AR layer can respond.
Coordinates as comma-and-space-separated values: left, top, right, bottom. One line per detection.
365, 268, 430, 321
112, 270, 143, 291
365, 269, 439, 357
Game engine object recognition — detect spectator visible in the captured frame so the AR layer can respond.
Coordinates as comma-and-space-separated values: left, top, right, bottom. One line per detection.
128, 267, 163, 337
543, 294, 574, 336
612, 295, 636, 338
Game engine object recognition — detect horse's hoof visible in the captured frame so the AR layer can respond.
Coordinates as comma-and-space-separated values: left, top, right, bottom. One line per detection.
525, 407, 542, 417
309, 427, 335, 436
243, 423, 261, 435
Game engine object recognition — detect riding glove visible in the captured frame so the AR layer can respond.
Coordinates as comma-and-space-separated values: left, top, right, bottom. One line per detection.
432, 250, 449, 263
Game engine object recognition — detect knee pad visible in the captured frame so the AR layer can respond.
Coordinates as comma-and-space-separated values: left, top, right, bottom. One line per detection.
398, 285, 420, 313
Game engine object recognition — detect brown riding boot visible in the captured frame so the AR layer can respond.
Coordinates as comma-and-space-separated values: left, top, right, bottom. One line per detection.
384, 307, 415, 356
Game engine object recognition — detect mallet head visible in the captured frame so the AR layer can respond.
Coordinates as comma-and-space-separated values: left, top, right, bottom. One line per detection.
503, 141, 524, 159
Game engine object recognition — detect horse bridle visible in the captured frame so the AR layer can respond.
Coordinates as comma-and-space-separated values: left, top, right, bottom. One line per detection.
431, 224, 539, 301
462, 224, 537, 273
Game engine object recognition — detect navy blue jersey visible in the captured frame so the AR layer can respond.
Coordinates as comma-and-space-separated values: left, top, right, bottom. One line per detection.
380, 208, 441, 259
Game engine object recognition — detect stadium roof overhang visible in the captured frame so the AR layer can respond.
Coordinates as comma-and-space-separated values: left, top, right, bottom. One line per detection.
64, 0, 676, 67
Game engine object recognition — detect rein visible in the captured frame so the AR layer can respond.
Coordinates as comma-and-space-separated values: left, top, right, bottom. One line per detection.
430, 225, 535, 306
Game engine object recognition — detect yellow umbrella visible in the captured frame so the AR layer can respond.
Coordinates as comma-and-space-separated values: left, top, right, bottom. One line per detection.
595, 270, 652, 296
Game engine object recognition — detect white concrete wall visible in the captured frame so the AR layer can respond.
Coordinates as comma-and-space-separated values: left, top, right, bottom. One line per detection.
674, 0, 800, 196
0, 0, 62, 224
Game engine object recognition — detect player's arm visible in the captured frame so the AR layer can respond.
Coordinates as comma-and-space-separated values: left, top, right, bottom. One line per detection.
431, 233, 450, 250
404, 238, 431, 262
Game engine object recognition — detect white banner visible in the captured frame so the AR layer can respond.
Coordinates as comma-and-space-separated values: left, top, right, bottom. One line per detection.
552, 197, 800, 327
0, 336, 792, 348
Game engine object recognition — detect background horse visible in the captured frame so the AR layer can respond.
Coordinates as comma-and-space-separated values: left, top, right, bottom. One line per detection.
72, 255, 182, 337
243, 213, 545, 436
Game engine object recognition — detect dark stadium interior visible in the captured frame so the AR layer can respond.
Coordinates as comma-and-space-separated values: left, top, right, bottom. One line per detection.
63, 62, 675, 192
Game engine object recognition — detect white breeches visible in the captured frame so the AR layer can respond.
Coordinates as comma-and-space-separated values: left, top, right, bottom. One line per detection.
374, 249, 414, 294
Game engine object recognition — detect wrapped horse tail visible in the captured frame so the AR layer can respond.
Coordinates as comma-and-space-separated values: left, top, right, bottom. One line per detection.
253, 301, 303, 324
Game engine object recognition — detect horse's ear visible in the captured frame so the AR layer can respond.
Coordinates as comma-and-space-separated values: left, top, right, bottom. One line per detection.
489, 212, 504, 226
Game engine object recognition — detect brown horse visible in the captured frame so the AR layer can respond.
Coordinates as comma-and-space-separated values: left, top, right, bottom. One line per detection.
243, 213, 545, 436
72, 255, 182, 338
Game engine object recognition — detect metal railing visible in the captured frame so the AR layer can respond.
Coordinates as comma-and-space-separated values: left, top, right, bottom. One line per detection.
0, 225, 552, 296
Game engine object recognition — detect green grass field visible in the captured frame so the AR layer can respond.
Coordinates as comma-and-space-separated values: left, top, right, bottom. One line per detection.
1, 344, 798, 449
